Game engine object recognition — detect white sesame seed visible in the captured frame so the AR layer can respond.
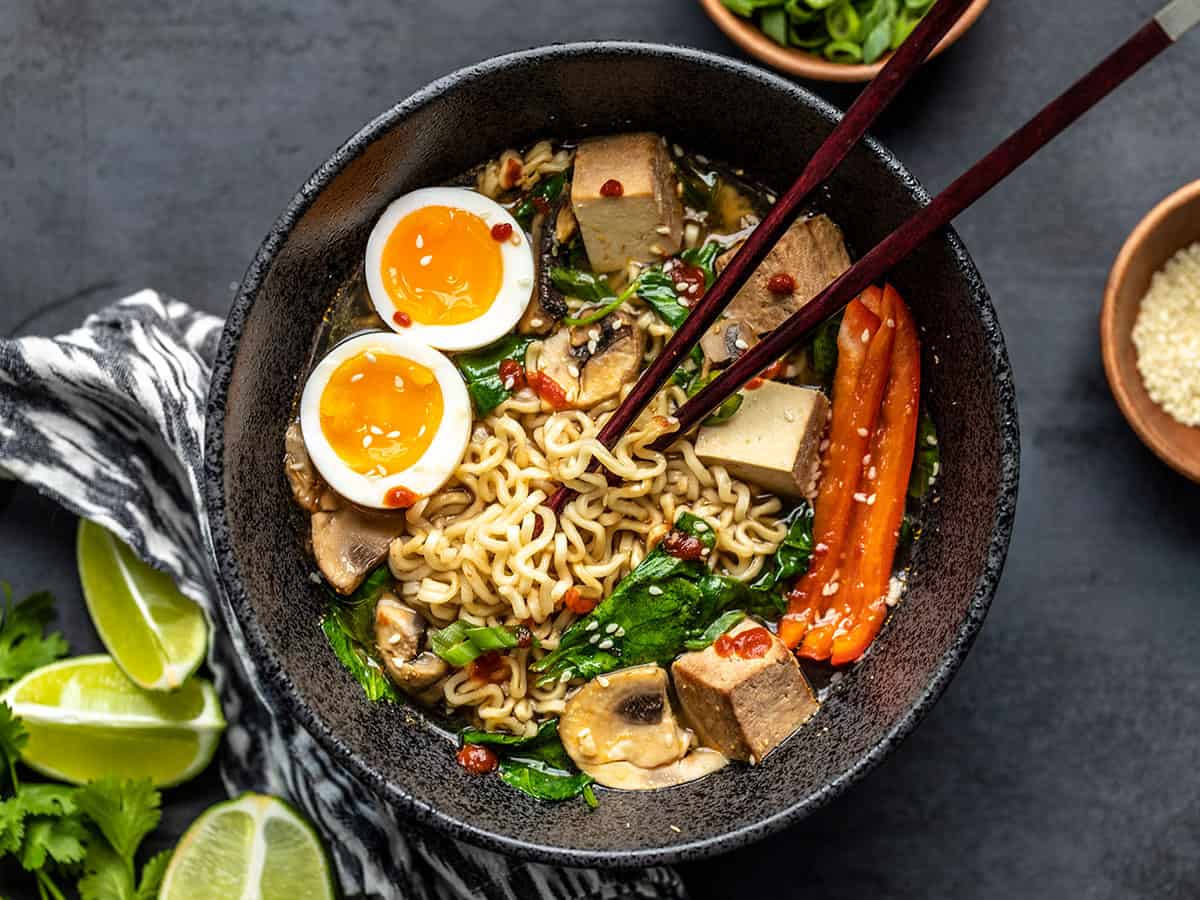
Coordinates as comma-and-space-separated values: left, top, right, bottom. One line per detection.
587, 339, 598, 354
416, 234, 424, 249
934, 354, 941, 364
605, 623, 619, 634
857, 427, 869, 438
362, 435, 373, 448
932, 461, 941, 478
598, 639, 614, 650
615, 627, 626, 637
822, 581, 840, 597
657, 225, 672, 236
530, 317, 544, 328
586, 620, 600, 631
370, 425, 383, 435
863, 454, 872, 465
365, 352, 377, 363
588, 328, 601, 340
417, 425, 426, 437
419, 255, 432, 267
308, 572, 323, 584
868, 466, 877, 479
649, 244, 665, 256
567, 364, 580, 378
853, 492, 868, 503
669, 825, 682, 833
693, 521, 708, 532
887, 318, 895, 328
678, 298, 691, 308
589, 633, 600, 644
560, 671, 572, 682
648, 585, 663, 596
927, 434, 938, 445
517, 276, 532, 288
672, 143, 684, 157
867, 493, 877, 505
350, 372, 364, 383
386, 430, 400, 439
734, 338, 749, 350
387, 634, 402, 645
861, 328, 870, 343
597, 676, 610, 687
815, 542, 828, 552
819, 439, 830, 452
509, 233, 521, 246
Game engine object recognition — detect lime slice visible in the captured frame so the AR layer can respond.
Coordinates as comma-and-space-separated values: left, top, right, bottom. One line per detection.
77, 518, 209, 691
161, 794, 335, 900
2, 655, 224, 787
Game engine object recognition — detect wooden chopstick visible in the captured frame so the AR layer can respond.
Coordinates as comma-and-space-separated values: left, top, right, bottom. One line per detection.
652, 1, 1199, 450
543, 0, 977, 515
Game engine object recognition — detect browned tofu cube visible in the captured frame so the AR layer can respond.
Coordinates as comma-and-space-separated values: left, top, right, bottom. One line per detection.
672, 620, 818, 764
700, 214, 850, 363
570, 133, 683, 272
694, 380, 829, 500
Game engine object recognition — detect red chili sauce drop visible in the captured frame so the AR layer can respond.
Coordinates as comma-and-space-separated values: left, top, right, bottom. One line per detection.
490, 222, 514, 242
528, 371, 571, 410
767, 273, 797, 295
661, 528, 706, 561
456, 743, 499, 775
600, 178, 624, 198
666, 260, 707, 300
392, 310, 412, 327
714, 626, 773, 659
383, 486, 418, 509
470, 650, 509, 684
498, 358, 526, 391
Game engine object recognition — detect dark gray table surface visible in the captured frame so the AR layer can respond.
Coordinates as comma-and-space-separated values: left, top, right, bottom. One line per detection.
3, 1, 1199, 898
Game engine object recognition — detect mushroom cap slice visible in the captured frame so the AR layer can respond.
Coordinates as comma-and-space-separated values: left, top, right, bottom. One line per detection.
284, 421, 323, 513
580, 748, 728, 790
559, 664, 691, 770
311, 492, 404, 595
375, 594, 448, 696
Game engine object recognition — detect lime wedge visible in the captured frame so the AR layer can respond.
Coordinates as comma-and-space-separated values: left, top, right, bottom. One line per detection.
2, 655, 225, 787
77, 518, 209, 691
161, 794, 335, 900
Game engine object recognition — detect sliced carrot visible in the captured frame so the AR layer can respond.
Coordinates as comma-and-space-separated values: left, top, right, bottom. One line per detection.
830, 285, 921, 666
780, 288, 889, 649
796, 288, 897, 660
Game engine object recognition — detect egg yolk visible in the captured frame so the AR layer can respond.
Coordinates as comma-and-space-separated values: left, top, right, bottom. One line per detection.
380, 205, 504, 326
318, 351, 443, 476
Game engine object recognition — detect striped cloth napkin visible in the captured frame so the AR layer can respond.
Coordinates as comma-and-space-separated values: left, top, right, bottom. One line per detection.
0, 290, 686, 900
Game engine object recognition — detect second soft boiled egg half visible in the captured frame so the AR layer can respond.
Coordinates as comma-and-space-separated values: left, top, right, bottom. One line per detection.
365, 187, 534, 351
300, 332, 470, 510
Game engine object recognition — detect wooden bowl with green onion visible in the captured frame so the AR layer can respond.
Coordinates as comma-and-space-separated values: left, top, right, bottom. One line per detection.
699, 0, 991, 83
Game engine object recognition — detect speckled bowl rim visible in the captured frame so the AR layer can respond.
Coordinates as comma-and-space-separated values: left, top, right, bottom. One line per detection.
204, 41, 1020, 868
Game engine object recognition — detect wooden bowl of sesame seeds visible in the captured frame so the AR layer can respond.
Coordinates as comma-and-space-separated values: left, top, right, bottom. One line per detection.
1101, 179, 1200, 483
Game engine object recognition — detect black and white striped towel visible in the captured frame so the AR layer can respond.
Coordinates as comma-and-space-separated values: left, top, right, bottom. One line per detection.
0, 290, 687, 900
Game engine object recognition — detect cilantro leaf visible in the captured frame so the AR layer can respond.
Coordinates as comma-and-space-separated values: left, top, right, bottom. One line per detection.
136, 848, 172, 900
79, 840, 133, 900
0, 796, 26, 854
0, 589, 69, 688
75, 777, 161, 865
0, 701, 29, 790
20, 813, 88, 870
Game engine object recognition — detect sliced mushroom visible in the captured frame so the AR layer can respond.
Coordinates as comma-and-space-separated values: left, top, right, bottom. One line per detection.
581, 748, 728, 790
375, 594, 448, 700
533, 311, 644, 409
284, 421, 322, 513
518, 195, 569, 336
559, 664, 730, 791
311, 491, 404, 595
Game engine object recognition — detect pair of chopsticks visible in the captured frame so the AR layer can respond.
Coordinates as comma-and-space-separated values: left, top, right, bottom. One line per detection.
546, 0, 1200, 514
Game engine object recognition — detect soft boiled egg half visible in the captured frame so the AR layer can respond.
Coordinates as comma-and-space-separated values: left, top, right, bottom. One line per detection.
365, 187, 534, 351
299, 332, 471, 510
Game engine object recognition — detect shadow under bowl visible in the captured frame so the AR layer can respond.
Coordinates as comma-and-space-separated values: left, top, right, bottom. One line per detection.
204, 42, 1019, 868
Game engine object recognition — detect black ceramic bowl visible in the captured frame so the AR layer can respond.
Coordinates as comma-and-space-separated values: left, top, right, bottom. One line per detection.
205, 42, 1019, 867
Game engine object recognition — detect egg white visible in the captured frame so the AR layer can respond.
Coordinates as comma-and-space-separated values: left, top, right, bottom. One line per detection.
364, 186, 534, 351
299, 332, 471, 510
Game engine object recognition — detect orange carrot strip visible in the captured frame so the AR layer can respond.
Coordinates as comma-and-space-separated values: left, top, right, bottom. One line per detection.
830, 285, 921, 666
780, 288, 889, 649
796, 288, 896, 660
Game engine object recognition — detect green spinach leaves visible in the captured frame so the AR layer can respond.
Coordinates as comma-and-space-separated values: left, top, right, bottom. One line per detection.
454, 335, 535, 417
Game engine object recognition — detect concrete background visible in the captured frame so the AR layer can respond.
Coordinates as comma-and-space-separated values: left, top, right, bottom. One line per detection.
2, 1, 1199, 897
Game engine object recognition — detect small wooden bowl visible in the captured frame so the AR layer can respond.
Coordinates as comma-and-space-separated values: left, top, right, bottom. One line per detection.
698, 0, 990, 83
1101, 180, 1200, 483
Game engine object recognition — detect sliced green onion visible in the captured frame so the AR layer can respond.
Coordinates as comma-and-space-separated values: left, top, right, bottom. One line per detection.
823, 39, 865, 62
684, 610, 747, 651
761, 7, 789, 44
465, 625, 520, 651
825, 1, 861, 42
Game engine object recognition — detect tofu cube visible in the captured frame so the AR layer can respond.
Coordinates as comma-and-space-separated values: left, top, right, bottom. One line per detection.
672, 620, 818, 764
571, 133, 683, 273
694, 380, 829, 500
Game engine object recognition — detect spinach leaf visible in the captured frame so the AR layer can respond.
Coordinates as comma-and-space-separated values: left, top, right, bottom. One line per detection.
810, 311, 843, 387
687, 371, 743, 425
320, 566, 400, 702
454, 334, 535, 416
530, 512, 724, 686
550, 267, 613, 304
636, 270, 690, 329
748, 502, 814, 594
463, 719, 596, 806
676, 157, 721, 213
680, 241, 722, 287
513, 170, 570, 230
908, 409, 940, 499
683, 610, 747, 651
